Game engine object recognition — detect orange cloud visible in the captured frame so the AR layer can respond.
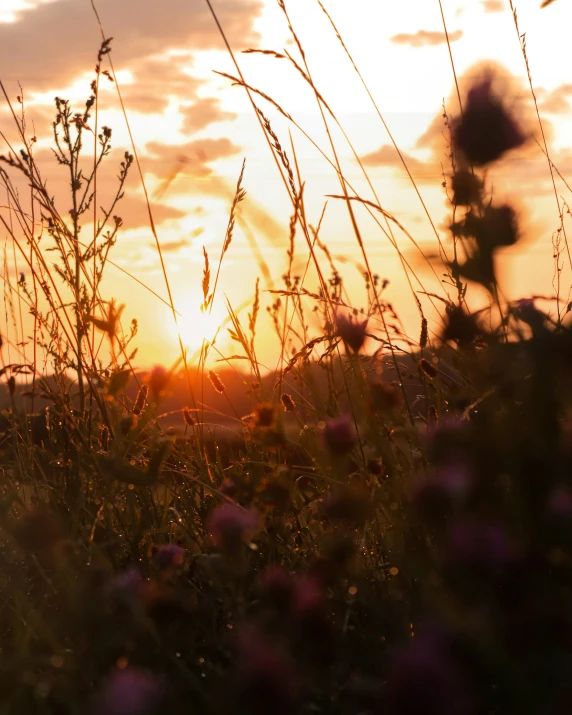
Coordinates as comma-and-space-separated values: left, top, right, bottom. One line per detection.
482, 0, 504, 12
360, 144, 440, 184
391, 29, 463, 48
1, 0, 263, 92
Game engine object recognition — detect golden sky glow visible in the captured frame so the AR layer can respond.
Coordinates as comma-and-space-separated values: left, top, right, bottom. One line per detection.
2, 0, 572, 371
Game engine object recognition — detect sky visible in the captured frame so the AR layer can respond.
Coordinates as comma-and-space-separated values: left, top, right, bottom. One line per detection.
1, 0, 572, 373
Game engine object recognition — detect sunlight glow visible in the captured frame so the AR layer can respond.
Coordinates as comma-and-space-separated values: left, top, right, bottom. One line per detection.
171, 299, 226, 355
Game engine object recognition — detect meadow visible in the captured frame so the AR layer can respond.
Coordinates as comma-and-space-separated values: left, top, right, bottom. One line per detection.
0, 1, 572, 713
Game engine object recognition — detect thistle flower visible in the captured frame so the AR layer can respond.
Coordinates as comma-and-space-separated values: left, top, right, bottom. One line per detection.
91, 667, 164, 715
451, 168, 482, 206
207, 503, 259, 551
258, 565, 295, 610
336, 312, 368, 353
254, 402, 276, 427
153, 543, 184, 571
453, 77, 525, 165
442, 305, 480, 346
463, 204, 519, 251
324, 413, 357, 455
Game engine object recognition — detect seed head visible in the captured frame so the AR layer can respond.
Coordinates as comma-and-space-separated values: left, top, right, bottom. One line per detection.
280, 393, 296, 412
208, 370, 225, 394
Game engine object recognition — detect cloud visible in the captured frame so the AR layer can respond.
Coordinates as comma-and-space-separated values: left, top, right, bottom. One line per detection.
180, 98, 237, 135
360, 144, 440, 183
391, 29, 463, 48
150, 238, 189, 253
2, 0, 263, 92
482, 0, 504, 12
118, 54, 203, 114
539, 84, 572, 115
143, 137, 242, 181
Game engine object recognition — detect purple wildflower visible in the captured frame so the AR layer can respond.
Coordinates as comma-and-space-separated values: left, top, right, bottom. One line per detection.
153, 543, 184, 571
336, 312, 368, 353
453, 77, 525, 165
91, 667, 164, 715
207, 503, 259, 551
324, 414, 357, 455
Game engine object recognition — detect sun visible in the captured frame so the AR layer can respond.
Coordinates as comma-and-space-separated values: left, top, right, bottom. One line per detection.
171, 299, 226, 356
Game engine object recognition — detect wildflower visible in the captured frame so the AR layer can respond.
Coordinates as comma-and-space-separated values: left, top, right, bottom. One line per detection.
148, 366, 170, 399
336, 312, 368, 353
254, 402, 276, 427
453, 77, 525, 165
258, 565, 295, 611
290, 574, 335, 664
463, 204, 519, 251
415, 460, 473, 521
514, 297, 547, 334
324, 413, 357, 455
105, 568, 143, 601
280, 393, 296, 412
207, 503, 259, 551
451, 168, 482, 206
208, 370, 225, 393
442, 305, 480, 346
91, 667, 164, 715
153, 543, 184, 571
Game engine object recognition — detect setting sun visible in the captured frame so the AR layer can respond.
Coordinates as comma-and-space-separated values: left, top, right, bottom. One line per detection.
171, 298, 226, 356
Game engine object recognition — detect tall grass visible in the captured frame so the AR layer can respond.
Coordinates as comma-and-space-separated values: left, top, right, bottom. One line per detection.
0, 1, 570, 714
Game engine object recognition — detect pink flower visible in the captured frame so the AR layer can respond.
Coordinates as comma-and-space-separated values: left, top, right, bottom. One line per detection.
91, 667, 164, 715
153, 543, 184, 571
207, 503, 259, 550
324, 414, 357, 455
